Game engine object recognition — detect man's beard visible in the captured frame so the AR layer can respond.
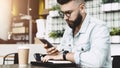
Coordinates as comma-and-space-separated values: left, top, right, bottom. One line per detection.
67, 12, 82, 30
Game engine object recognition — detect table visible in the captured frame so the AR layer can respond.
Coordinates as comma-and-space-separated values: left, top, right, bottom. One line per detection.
0, 64, 76, 68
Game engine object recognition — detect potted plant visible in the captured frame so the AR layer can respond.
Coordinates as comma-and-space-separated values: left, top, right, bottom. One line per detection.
101, 0, 120, 12
49, 4, 61, 17
102, 0, 120, 4
49, 30, 64, 39
84, 0, 93, 1
110, 28, 120, 43
49, 30, 64, 43
49, 4, 60, 11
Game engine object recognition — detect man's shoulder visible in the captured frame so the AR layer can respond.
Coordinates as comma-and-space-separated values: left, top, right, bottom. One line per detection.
90, 16, 107, 26
88, 16, 109, 32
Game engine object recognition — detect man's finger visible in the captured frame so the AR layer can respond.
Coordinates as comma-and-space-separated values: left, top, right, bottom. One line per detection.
44, 44, 48, 49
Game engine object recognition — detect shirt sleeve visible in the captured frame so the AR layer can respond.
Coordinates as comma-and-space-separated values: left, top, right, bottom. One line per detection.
74, 24, 112, 67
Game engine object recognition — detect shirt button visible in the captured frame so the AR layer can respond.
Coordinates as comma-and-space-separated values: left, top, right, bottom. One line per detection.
62, 49, 64, 51
69, 44, 71, 46
81, 48, 84, 51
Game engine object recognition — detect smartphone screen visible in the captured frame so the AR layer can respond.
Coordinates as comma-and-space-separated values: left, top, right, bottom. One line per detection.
40, 39, 53, 48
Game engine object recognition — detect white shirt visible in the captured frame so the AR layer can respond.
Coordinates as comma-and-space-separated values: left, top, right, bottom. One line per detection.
57, 14, 112, 68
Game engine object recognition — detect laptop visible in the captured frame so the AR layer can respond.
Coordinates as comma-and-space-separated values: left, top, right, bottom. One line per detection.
31, 60, 76, 67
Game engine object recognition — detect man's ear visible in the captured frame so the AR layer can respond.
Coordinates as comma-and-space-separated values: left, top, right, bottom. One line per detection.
79, 4, 85, 13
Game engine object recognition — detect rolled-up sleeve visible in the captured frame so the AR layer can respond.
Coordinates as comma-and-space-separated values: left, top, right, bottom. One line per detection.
74, 52, 81, 64
74, 24, 111, 67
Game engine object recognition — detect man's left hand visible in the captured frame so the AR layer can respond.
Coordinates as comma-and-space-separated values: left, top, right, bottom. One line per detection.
41, 54, 63, 62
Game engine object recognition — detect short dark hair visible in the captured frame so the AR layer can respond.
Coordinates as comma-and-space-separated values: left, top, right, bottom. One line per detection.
57, 0, 72, 5
57, 0, 84, 5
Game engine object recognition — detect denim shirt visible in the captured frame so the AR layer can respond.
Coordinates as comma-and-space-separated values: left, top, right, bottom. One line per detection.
57, 14, 112, 68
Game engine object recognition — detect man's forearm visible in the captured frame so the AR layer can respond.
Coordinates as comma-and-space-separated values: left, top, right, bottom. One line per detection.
66, 52, 75, 62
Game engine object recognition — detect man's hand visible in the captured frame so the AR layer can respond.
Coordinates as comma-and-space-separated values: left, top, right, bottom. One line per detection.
42, 44, 64, 62
41, 54, 63, 62
44, 44, 60, 55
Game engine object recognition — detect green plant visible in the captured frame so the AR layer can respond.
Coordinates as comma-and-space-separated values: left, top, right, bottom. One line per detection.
84, 0, 93, 1
49, 30, 64, 39
102, 0, 120, 3
49, 4, 60, 11
110, 28, 120, 36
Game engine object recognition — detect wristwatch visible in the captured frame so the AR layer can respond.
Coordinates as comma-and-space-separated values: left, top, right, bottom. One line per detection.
63, 51, 69, 60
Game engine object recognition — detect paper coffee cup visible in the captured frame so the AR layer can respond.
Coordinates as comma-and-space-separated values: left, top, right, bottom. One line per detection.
18, 46, 29, 66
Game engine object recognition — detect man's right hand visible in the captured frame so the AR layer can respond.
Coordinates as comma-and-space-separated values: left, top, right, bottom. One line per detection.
44, 44, 60, 55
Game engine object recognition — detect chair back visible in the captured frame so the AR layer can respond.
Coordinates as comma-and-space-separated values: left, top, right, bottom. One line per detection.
3, 53, 18, 64
112, 55, 120, 68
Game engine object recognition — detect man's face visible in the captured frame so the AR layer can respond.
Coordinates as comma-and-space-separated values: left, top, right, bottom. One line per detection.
60, 1, 83, 29
66, 11, 82, 29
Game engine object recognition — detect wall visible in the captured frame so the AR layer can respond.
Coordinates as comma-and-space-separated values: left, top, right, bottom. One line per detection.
85, 0, 120, 28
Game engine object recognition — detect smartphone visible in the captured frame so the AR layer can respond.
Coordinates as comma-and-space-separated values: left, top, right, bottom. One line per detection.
40, 39, 53, 48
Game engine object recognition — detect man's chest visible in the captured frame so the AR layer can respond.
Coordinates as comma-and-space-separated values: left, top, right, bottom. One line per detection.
64, 33, 91, 53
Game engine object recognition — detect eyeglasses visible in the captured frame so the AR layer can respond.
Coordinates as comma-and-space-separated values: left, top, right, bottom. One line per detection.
59, 3, 81, 18
59, 10, 73, 18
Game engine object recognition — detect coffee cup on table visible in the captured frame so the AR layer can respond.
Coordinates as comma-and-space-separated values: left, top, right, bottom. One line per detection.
18, 46, 29, 66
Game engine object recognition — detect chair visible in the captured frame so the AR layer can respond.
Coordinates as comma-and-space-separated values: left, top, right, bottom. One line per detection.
3, 53, 18, 64
112, 55, 120, 68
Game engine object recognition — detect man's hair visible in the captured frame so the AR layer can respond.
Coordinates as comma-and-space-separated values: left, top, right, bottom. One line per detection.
57, 0, 84, 5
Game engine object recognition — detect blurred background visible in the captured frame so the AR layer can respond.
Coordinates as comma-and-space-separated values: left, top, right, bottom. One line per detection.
0, 0, 119, 44
0, 0, 119, 65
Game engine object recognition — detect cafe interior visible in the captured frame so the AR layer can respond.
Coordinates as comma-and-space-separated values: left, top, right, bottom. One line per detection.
0, 0, 120, 68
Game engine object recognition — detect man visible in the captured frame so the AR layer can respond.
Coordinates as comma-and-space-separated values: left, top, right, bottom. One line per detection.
42, 0, 112, 67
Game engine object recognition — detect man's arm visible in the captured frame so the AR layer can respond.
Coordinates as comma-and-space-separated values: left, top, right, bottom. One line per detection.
73, 24, 111, 67
65, 52, 75, 62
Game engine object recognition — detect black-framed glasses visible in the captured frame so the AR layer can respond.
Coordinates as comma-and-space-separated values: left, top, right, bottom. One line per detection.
59, 10, 73, 18
59, 3, 82, 18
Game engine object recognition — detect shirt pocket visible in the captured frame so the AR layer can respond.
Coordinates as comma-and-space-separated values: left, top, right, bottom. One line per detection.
76, 42, 91, 53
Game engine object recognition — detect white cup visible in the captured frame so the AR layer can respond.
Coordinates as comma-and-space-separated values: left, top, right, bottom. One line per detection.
18, 46, 29, 66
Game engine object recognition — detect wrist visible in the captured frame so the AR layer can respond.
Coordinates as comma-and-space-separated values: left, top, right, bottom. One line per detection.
63, 51, 69, 60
